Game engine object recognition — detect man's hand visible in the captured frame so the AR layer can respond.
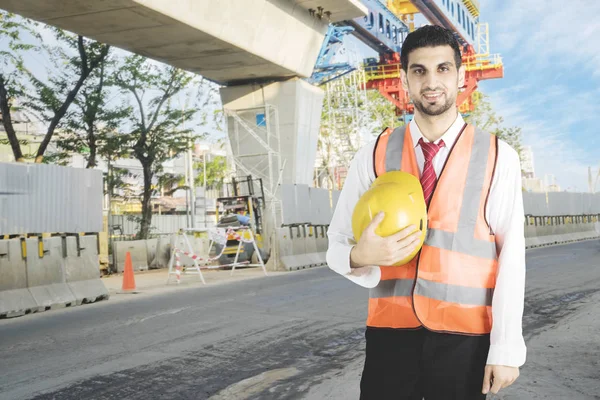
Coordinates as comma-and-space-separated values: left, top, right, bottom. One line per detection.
482, 365, 520, 395
350, 212, 422, 268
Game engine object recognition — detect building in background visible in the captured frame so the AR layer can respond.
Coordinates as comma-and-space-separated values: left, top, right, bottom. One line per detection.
0, 110, 60, 162
522, 177, 544, 193
521, 146, 535, 179
520, 147, 563, 193
544, 174, 561, 192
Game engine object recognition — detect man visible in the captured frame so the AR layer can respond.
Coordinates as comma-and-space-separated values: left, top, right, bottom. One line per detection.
327, 25, 526, 400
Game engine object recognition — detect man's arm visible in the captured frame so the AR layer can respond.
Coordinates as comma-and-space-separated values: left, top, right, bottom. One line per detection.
326, 141, 381, 288
482, 140, 527, 395
487, 140, 527, 367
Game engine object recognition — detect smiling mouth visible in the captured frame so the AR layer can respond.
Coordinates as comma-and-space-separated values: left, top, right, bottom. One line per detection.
422, 92, 444, 101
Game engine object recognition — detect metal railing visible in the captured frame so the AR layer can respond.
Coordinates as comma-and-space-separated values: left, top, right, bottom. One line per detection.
364, 63, 403, 81
463, 53, 503, 72
525, 214, 600, 226
462, 0, 480, 17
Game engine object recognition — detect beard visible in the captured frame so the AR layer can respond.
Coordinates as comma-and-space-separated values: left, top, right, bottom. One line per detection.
412, 91, 455, 116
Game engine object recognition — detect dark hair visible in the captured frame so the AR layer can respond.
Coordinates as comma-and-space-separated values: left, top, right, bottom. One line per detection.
400, 25, 462, 72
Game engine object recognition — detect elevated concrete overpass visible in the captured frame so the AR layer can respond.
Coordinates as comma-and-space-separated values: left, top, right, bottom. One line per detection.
0, 0, 367, 85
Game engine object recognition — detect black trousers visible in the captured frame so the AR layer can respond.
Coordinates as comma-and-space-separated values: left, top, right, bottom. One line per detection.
360, 327, 490, 400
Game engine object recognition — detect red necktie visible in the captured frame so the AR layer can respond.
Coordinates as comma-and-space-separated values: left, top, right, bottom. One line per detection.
419, 138, 445, 206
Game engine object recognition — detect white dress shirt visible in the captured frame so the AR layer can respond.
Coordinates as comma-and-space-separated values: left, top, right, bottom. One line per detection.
326, 114, 527, 367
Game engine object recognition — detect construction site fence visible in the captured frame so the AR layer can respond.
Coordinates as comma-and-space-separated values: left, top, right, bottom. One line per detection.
279, 187, 600, 226
0, 162, 103, 235
523, 192, 600, 216
278, 184, 341, 226
109, 214, 217, 238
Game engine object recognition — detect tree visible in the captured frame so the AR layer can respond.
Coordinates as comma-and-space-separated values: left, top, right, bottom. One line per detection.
157, 172, 187, 196
195, 155, 227, 189
1, 15, 111, 163
464, 91, 523, 160
100, 133, 132, 195
113, 55, 198, 239
56, 55, 130, 168
0, 11, 39, 161
22, 29, 110, 163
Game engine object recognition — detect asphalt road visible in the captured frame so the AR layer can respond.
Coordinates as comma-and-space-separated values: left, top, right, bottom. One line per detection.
1, 239, 599, 400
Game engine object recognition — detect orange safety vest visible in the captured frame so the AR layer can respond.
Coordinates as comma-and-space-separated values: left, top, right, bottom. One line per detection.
367, 123, 499, 335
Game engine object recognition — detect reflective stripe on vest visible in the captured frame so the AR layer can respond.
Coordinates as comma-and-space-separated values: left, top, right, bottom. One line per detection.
384, 126, 407, 173
414, 278, 494, 306
370, 279, 414, 299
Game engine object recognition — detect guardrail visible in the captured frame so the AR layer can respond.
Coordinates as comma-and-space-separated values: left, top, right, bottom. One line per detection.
524, 214, 599, 249
525, 214, 600, 226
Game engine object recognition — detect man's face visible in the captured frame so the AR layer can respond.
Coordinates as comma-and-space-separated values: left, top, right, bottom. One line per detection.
401, 45, 465, 117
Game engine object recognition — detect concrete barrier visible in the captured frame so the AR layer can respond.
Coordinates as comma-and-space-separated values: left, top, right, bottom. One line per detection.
524, 225, 537, 248
98, 231, 109, 270
580, 223, 599, 240
285, 226, 308, 270
305, 227, 324, 267
64, 236, 109, 305
315, 227, 328, 252
276, 227, 294, 270
148, 236, 172, 269
114, 240, 149, 272
146, 238, 158, 268
293, 226, 316, 270
278, 226, 308, 270
26, 237, 77, 312
275, 225, 331, 271
0, 239, 38, 318
315, 226, 328, 265
525, 220, 600, 249
170, 235, 211, 267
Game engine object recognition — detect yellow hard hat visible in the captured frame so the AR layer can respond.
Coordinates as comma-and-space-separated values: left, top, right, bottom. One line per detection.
351, 171, 427, 266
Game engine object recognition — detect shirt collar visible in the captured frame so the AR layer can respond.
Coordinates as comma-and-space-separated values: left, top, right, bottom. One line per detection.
409, 113, 466, 149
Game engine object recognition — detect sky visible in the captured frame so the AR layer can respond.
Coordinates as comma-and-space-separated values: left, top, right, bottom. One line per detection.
471, 0, 600, 192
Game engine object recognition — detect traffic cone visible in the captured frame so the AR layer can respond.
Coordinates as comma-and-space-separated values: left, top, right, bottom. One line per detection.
120, 251, 137, 293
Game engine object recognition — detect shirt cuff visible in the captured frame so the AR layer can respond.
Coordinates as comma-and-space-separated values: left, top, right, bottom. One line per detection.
328, 244, 381, 288
347, 264, 381, 288
486, 343, 527, 367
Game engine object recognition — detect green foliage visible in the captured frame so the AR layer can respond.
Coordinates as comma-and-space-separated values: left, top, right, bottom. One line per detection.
107, 167, 132, 200
464, 91, 523, 160
194, 155, 227, 189
157, 172, 187, 196
39, 151, 71, 166
0, 14, 110, 162
20, 30, 110, 161
0, 12, 40, 161
55, 54, 130, 168
0, 12, 40, 67
365, 89, 399, 134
